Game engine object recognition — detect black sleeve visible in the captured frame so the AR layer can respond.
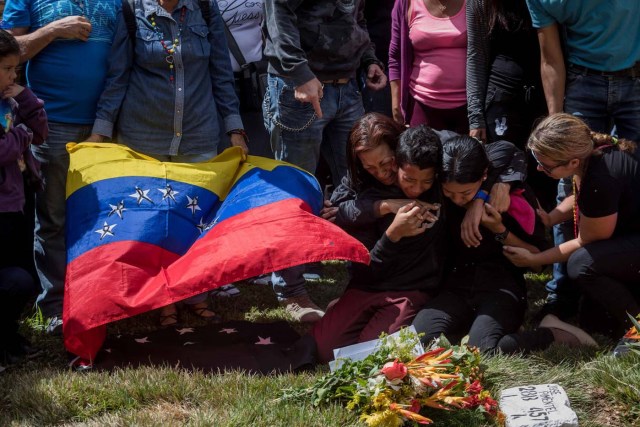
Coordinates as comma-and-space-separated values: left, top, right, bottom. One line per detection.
331, 178, 379, 228
482, 140, 528, 191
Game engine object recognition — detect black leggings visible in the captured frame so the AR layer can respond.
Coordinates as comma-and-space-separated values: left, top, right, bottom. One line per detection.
568, 233, 640, 336
412, 263, 555, 354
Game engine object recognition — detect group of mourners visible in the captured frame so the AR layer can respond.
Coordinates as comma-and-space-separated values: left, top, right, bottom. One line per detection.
0, 0, 639, 368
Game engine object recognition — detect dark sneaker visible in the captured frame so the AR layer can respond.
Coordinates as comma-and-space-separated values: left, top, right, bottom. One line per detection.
210, 284, 241, 298
280, 295, 325, 323
613, 338, 632, 358
46, 316, 63, 336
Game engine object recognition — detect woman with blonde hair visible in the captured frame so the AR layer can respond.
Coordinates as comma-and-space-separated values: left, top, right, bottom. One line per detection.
505, 113, 640, 340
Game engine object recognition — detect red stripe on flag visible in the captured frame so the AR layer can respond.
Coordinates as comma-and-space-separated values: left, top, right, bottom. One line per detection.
64, 198, 369, 360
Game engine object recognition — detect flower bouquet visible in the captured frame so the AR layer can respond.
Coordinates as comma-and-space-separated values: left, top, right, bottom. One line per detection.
281, 328, 503, 426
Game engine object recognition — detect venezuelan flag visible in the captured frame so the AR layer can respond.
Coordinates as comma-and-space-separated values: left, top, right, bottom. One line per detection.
63, 143, 369, 360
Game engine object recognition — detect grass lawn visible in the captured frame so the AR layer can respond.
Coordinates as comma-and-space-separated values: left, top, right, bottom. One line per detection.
1, 262, 638, 426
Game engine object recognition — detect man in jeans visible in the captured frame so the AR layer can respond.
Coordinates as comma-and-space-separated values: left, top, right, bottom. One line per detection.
527, 0, 640, 319
3, 0, 119, 334
263, 0, 387, 322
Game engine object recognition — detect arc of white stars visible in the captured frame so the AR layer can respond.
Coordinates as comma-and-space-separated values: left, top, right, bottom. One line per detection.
159, 184, 179, 202
186, 195, 201, 215
108, 200, 127, 219
95, 221, 116, 240
129, 186, 153, 205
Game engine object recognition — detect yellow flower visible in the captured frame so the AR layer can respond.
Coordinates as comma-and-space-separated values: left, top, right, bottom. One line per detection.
360, 410, 404, 427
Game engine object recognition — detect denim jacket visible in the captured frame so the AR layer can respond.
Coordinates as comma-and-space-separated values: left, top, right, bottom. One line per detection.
93, 0, 242, 156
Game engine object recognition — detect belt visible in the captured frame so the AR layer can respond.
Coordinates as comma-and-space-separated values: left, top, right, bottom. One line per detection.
569, 62, 640, 78
320, 78, 351, 85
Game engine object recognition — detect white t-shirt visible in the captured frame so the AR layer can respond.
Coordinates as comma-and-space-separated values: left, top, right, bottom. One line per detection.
216, 0, 264, 72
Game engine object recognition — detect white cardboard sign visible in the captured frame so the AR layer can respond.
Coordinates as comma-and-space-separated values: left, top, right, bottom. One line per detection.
500, 383, 579, 427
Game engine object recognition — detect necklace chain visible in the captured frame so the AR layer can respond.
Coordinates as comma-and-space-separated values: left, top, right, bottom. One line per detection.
572, 176, 579, 238
150, 6, 187, 83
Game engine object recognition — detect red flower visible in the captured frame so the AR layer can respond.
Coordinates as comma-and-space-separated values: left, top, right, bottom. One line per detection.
381, 359, 408, 381
462, 394, 480, 409
465, 380, 483, 395
410, 399, 421, 413
481, 396, 499, 415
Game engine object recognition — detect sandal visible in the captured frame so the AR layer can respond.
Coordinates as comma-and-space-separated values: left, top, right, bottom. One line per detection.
187, 301, 222, 323
159, 304, 179, 327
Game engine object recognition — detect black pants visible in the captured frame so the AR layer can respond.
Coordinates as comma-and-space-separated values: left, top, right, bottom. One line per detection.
0, 267, 36, 349
568, 234, 640, 337
412, 262, 554, 354
484, 57, 555, 210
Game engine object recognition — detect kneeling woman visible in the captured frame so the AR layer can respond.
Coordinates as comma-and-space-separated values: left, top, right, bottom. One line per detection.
412, 135, 566, 353
505, 114, 640, 338
312, 115, 446, 363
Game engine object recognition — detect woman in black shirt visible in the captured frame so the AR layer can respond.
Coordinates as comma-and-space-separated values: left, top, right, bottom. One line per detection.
505, 113, 640, 337
411, 135, 578, 353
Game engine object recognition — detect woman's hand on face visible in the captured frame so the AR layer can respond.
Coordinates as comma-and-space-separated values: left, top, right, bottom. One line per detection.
480, 203, 504, 233
502, 245, 536, 267
385, 202, 428, 242
230, 133, 249, 155
320, 200, 338, 223
489, 182, 510, 212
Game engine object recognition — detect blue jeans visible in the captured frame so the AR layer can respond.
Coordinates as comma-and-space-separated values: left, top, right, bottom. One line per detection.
147, 149, 218, 305
33, 122, 92, 318
547, 68, 640, 312
564, 67, 640, 148
264, 74, 364, 188
263, 75, 364, 299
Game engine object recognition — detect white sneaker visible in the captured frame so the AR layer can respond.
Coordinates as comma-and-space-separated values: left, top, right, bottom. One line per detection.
248, 275, 272, 286
539, 314, 598, 347
280, 295, 325, 323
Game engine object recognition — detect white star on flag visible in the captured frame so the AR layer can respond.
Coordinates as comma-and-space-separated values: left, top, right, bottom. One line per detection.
186, 195, 201, 215
95, 221, 116, 240
134, 337, 150, 344
108, 200, 126, 219
176, 327, 194, 335
129, 187, 153, 205
219, 328, 237, 334
196, 217, 208, 234
159, 184, 179, 202
255, 336, 273, 345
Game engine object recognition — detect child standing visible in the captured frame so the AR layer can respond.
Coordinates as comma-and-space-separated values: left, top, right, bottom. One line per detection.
0, 29, 48, 368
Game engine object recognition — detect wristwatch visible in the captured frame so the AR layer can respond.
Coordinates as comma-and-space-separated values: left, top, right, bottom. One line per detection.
494, 229, 509, 244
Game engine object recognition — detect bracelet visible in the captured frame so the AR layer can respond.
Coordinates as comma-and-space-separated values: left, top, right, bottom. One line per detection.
227, 128, 249, 144
494, 228, 509, 244
473, 189, 490, 203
